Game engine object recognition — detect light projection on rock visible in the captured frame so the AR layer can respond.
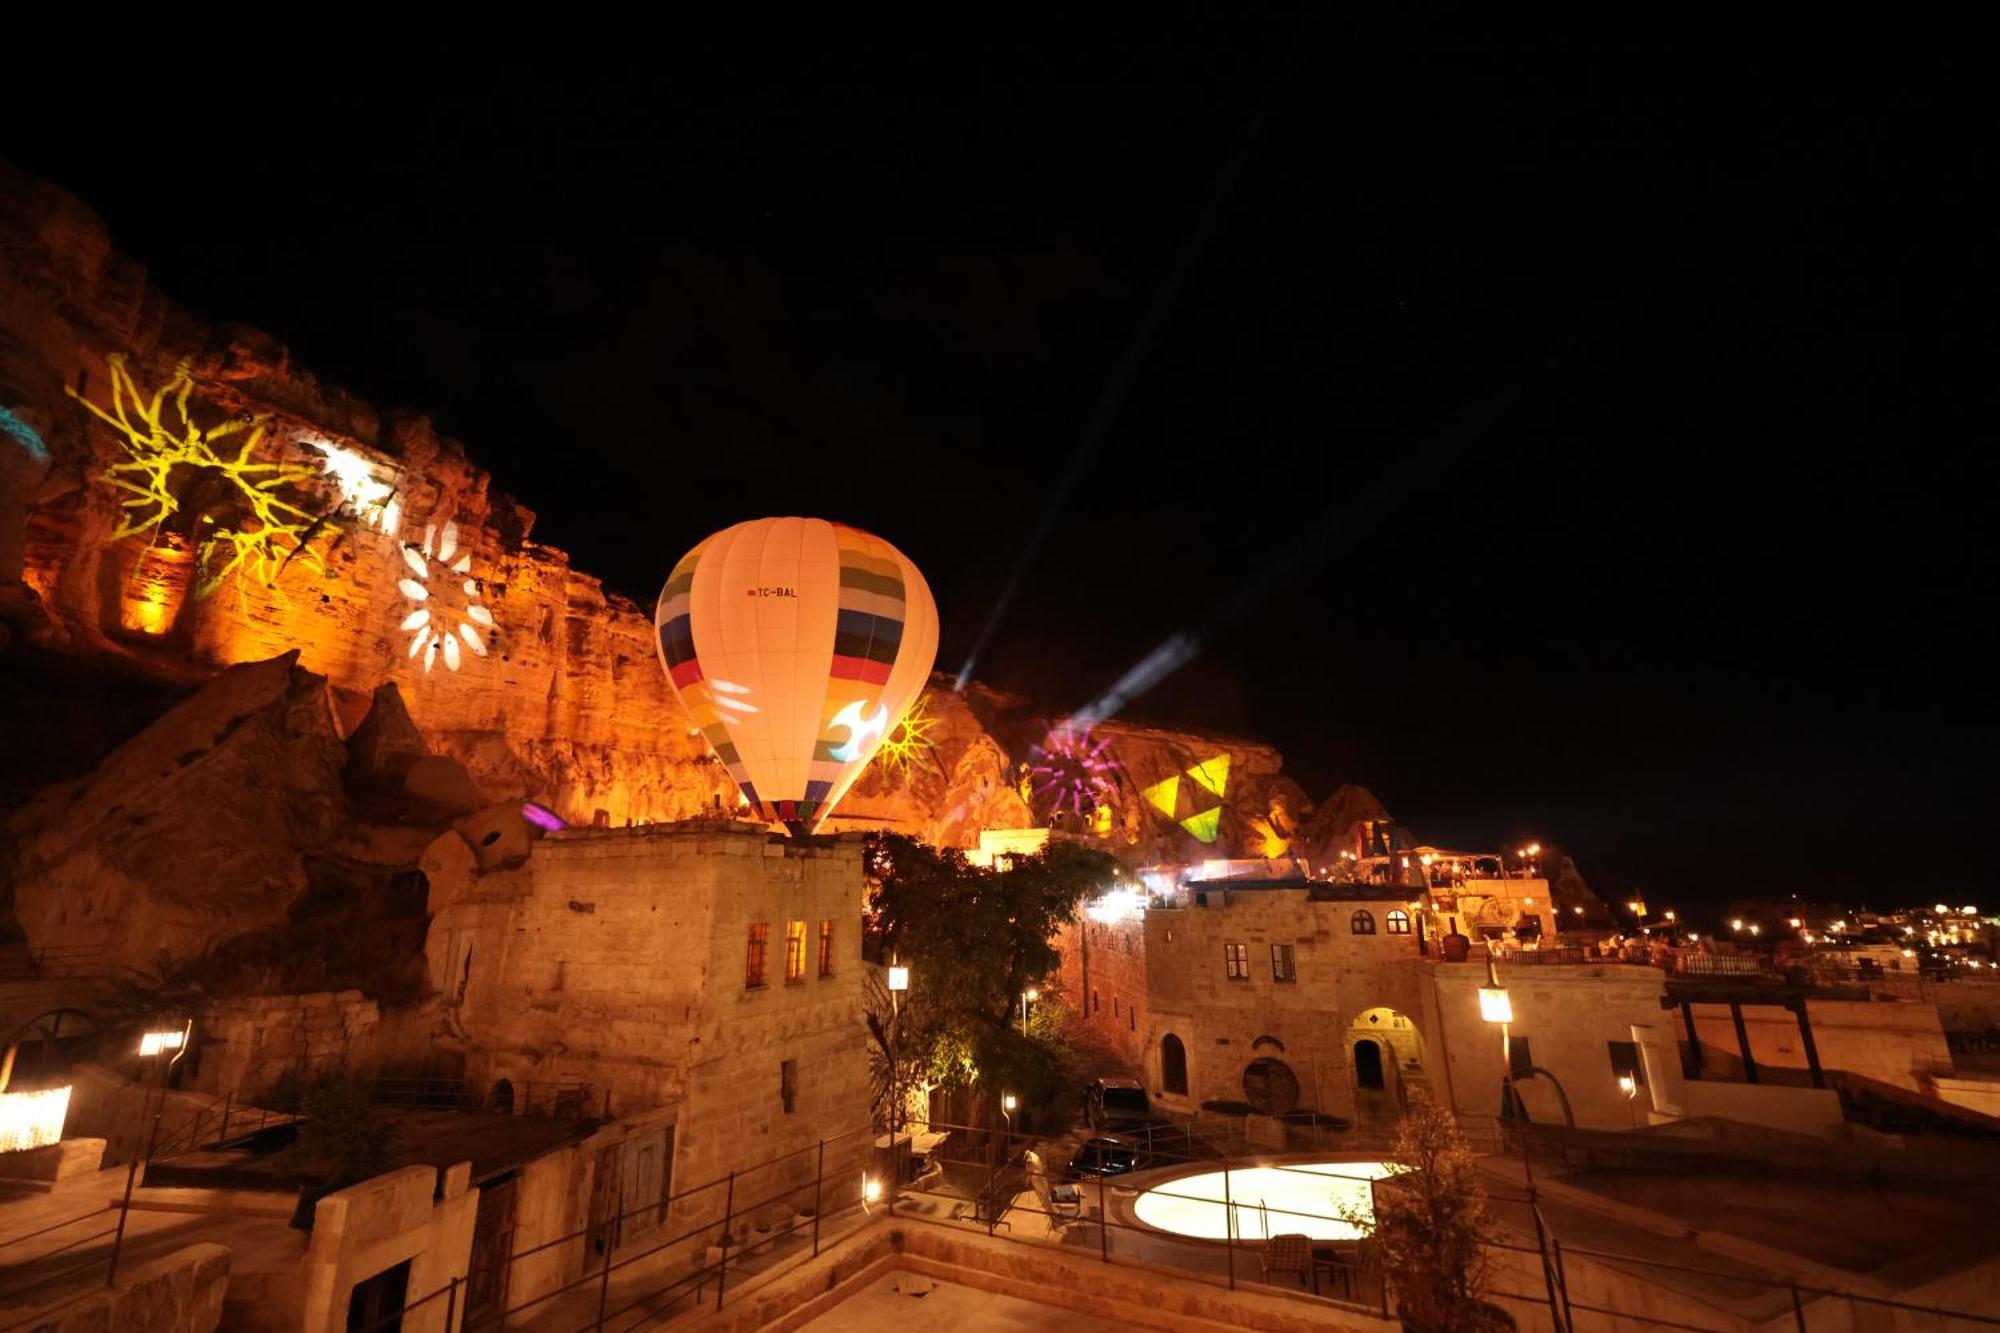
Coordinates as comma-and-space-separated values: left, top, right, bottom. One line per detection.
68, 356, 332, 597
872, 692, 940, 778
1027, 722, 1119, 818
305, 439, 400, 532
1142, 753, 1231, 843
654, 517, 939, 835
0, 405, 49, 463
398, 520, 495, 672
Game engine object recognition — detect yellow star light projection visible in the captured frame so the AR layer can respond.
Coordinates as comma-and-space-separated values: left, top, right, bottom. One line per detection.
398, 520, 495, 672
871, 692, 939, 778
69, 356, 331, 597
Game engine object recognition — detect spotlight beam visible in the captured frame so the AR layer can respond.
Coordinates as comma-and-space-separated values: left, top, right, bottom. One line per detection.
953, 14, 1321, 692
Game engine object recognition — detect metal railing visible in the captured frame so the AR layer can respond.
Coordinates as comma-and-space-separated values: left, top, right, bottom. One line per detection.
369, 1076, 597, 1117
0, 947, 102, 983
888, 1118, 2000, 1333
147, 1093, 296, 1161
350, 1121, 879, 1332
0, 1203, 121, 1323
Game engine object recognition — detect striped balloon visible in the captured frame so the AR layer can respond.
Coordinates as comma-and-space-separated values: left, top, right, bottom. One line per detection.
654, 518, 939, 834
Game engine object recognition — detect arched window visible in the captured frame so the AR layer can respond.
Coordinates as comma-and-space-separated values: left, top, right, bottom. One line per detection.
1351, 909, 1377, 935
1161, 1033, 1189, 1096
1385, 909, 1411, 935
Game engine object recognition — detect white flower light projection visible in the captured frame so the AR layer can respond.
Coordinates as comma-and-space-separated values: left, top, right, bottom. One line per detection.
397, 520, 495, 672
307, 440, 401, 532
654, 517, 938, 835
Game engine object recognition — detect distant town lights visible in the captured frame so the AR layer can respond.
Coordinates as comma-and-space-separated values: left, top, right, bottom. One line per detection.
1730, 919, 1744, 932
1748, 924, 1763, 936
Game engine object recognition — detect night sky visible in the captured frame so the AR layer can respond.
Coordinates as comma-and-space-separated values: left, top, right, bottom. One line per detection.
10, 22, 1992, 917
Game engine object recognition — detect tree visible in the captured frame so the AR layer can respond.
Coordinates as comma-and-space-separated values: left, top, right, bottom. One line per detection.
864, 833, 1119, 1120
1358, 1097, 1507, 1332
271, 1071, 393, 1188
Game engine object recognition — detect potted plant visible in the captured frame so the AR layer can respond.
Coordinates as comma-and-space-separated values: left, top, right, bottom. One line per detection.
1352, 1096, 1513, 1332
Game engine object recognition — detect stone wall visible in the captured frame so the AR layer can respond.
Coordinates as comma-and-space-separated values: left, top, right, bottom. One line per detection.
295, 1163, 477, 1333
1054, 913, 1151, 1074
0, 1242, 229, 1333
192, 990, 384, 1099
424, 821, 873, 1259
1430, 961, 1676, 1132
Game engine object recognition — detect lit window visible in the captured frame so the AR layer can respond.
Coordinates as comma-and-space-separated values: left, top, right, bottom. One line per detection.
1271, 943, 1296, 983
1385, 910, 1411, 935
1225, 942, 1249, 979
818, 919, 835, 977
746, 923, 769, 989
1351, 910, 1377, 936
785, 921, 807, 983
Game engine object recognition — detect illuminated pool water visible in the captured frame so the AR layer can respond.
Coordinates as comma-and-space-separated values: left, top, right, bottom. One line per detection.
1130, 1161, 1399, 1242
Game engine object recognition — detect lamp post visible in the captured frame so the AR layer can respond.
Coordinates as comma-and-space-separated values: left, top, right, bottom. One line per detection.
108, 1019, 191, 1285
1019, 987, 1038, 1035
885, 963, 910, 1204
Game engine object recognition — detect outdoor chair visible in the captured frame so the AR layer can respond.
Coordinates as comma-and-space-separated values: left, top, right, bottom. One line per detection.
1260, 1232, 1314, 1289
1023, 1148, 1083, 1235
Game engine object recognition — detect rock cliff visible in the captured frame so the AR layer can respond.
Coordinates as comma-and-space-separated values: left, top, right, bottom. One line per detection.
0, 164, 1372, 891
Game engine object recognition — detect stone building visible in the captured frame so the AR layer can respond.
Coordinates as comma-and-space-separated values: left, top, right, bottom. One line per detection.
1060, 871, 1431, 1129
421, 819, 874, 1267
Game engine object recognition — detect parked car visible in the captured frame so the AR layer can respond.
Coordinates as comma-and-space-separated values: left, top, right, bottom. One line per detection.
1063, 1135, 1150, 1182
1084, 1077, 1154, 1131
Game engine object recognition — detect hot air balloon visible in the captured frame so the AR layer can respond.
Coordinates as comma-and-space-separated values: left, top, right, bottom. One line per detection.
654, 517, 939, 834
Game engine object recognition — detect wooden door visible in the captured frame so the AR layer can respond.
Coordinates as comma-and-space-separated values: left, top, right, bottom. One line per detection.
465, 1174, 517, 1325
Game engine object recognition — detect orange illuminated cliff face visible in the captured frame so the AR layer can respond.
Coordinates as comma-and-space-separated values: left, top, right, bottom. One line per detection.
0, 167, 1313, 857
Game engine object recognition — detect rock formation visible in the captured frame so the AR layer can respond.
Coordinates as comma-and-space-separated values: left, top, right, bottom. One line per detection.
0, 163, 1385, 894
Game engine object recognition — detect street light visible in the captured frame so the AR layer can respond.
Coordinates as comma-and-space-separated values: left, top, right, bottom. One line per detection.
885, 963, 910, 1190
1020, 987, 1038, 1034
110, 1019, 192, 1282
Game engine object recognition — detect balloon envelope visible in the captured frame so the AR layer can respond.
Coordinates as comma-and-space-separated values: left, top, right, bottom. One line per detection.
654, 517, 939, 834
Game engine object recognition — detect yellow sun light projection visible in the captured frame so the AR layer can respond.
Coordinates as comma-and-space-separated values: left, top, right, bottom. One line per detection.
69, 356, 331, 596
871, 692, 940, 778
397, 520, 495, 672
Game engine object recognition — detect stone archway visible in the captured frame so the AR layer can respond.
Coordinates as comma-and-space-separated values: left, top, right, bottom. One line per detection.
1347, 1006, 1429, 1122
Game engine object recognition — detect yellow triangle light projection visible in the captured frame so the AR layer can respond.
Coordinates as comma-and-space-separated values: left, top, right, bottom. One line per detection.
1180, 807, 1222, 843
1142, 774, 1182, 818
1187, 754, 1230, 799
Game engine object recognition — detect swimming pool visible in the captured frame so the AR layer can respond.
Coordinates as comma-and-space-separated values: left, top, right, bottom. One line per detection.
1129, 1160, 1400, 1242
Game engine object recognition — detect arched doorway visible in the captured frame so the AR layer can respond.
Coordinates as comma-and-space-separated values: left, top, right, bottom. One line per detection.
1160, 1033, 1188, 1096
1353, 1038, 1385, 1090
1347, 1006, 1429, 1124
